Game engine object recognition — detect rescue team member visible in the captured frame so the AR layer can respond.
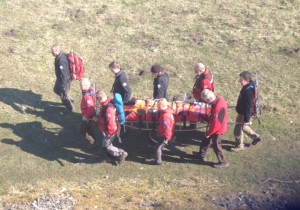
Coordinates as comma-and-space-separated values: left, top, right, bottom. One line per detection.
192, 63, 216, 102
109, 61, 132, 102
231, 71, 261, 152
96, 91, 128, 165
151, 65, 169, 101
198, 89, 229, 168
154, 98, 186, 165
51, 44, 75, 112
79, 78, 98, 149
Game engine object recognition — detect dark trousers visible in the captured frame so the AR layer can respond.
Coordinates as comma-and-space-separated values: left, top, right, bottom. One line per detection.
199, 134, 227, 164
54, 81, 74, 111
80, 120, 96, 146
155, 136, 185, 164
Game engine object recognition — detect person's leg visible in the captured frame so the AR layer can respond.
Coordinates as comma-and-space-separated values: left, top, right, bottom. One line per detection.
102, 134, 127, 164
53, 81, 61, 96
199, 137, 213, 161
154, 137, 165, 165
243, 124, 261, 145
86, 120, 98, 145
232, 114, 245, 152
61, 83, 75, 111
211, 134, 228, 166
80, 120, 95, 148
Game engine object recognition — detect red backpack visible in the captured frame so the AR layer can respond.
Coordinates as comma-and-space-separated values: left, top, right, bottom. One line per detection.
67, 52, 85, 80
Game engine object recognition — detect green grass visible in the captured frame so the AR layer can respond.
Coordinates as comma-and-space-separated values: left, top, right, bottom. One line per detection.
1, 0, 300, 208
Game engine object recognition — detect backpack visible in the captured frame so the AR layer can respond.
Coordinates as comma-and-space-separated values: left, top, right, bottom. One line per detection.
192, 71, 215, 101
246, 73, 261, 120
252, 73, 261, 119
67, 52, 85, 80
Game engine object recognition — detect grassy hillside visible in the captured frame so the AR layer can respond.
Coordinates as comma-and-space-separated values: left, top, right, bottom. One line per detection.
0, 0, 300, 208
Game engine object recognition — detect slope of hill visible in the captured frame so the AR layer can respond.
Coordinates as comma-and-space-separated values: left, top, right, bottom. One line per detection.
0, 0, 299, 208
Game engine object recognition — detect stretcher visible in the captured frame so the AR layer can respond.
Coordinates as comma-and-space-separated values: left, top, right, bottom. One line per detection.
124, 99, 212, 131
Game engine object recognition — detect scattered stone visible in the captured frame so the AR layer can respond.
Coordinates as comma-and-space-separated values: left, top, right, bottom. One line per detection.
5, 194, 76, 210
211, 191, 300, 210
4, 29, 17, 37
280, 47, 299, 56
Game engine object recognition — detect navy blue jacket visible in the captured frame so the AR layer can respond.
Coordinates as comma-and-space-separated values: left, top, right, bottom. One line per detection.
236, 81, 255, 123
153, 72, 169, 101
54, 52, 70, 87
111, 70, 131, 102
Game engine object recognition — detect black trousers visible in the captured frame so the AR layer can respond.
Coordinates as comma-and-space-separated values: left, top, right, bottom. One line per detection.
53, 81, 74, 111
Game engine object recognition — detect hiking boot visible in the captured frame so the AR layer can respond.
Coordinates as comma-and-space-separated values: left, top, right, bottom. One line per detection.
231, 145, 245, 152
252, 136, 262, 145
199, 156, 207, 162
154, 161, 162, 165
192, 152, 207, 162
118, 151, 128, 165
213, 162, 229, 169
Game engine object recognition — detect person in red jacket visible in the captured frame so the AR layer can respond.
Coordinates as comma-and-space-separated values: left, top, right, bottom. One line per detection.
154, 98, 186, 165
198, 89, 229, 168
80, 78, 97, 149
96, 91, 128, 165
192, 63, 216, 102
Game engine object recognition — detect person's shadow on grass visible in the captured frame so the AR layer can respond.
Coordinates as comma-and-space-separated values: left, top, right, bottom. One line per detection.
0, 121, 106, 165
0, 88, 106, 164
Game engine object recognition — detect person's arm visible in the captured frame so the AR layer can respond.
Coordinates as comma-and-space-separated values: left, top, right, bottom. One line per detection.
119, 73, 131, 101
243, 88, 254, 123
206, 107, 225, 138
162, 114, 173, 140
154, 77, 166, 99
106, 107, 118, 136
57, 55, 70, 87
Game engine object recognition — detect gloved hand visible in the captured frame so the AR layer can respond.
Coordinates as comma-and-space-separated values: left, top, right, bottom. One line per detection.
163, 140, 168, 145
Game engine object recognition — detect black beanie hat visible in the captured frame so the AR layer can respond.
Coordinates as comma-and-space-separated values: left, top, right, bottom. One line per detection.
151, 65, 162, 73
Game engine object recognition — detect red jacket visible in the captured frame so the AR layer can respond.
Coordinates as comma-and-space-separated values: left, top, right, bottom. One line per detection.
206, 96, 228, 138
158, 107, 175, 141
97, 97, 118, 136
192, 69, 216, 101
80, 88, 96, 118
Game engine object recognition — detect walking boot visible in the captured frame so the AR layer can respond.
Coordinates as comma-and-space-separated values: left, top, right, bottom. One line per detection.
213, 162, 229, 169
117, 151, 128, 165
252, 136, 262, 145
231, 144, 245, 152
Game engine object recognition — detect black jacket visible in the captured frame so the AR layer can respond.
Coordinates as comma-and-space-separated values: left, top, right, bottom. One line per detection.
54, 52, 70, 87
236, 81, 255, 123
111, 70, 131, 102
153, 72, 169, 101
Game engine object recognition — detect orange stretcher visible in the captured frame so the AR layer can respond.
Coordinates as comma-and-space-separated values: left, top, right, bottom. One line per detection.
124, 99, 211, 130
